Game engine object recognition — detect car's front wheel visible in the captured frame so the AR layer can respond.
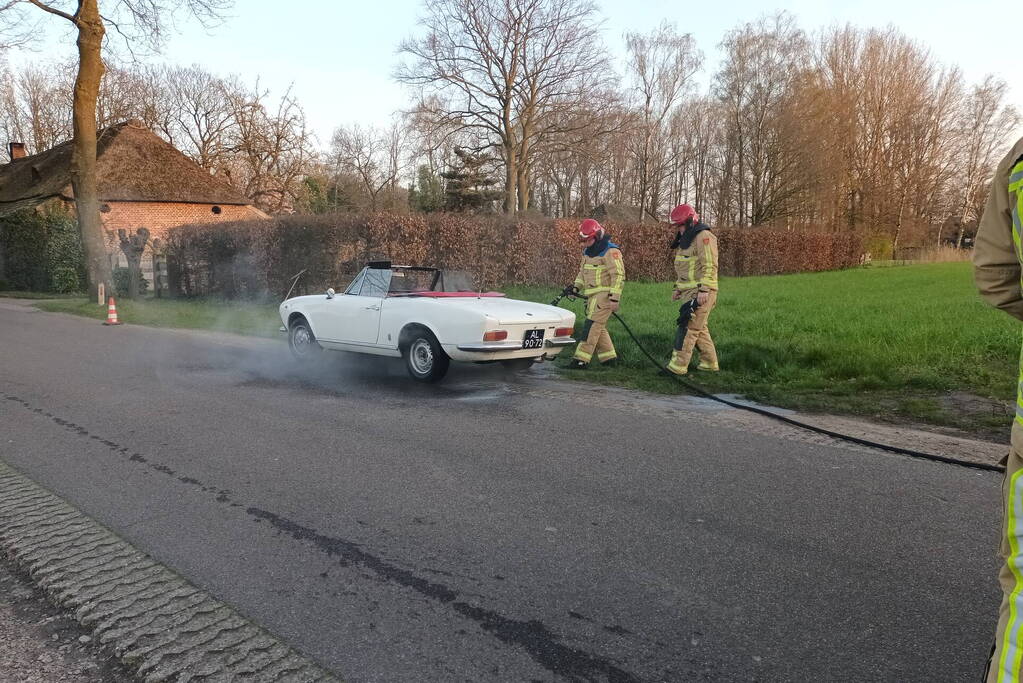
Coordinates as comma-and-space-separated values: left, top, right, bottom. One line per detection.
403, 329, 450, 382
288, 317, 322, 362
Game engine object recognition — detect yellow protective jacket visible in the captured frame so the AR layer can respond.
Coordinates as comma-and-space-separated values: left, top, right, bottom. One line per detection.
573, 240, 625, 302
974, 135, 1023, 446
674, 226, 719, 295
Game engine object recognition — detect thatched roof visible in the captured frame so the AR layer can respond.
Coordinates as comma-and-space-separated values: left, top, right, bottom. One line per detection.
0, 120, 251, 215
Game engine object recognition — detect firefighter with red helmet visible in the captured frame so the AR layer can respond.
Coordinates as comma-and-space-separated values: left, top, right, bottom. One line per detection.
666, 204, 719, 376
567, 219, 625, 369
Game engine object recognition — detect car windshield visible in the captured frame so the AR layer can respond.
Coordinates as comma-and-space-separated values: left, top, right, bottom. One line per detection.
388, 268, 437, 294
344, 266, 484, 296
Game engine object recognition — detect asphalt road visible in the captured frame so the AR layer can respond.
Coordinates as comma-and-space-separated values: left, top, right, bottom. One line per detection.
0, 300, 1004, 682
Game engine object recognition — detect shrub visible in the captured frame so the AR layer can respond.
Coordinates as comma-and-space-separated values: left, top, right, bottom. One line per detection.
51, 267, 81, 293
865, 234, 894, 260
164, 214, 865, 299
0, 205, 85, 292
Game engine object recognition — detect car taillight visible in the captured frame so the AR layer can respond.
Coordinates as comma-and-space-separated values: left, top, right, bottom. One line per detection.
555, 327, 574, 337
483, 330, 508, 341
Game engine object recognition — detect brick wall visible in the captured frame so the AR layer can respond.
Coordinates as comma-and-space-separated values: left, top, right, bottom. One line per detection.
100, 201, 262, 243
94, 200, 264, 291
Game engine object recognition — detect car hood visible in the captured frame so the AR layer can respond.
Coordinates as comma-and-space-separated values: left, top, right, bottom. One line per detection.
428, 297, 567, 324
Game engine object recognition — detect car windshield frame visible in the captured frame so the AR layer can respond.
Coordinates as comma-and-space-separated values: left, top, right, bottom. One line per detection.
343, 265, 481, 297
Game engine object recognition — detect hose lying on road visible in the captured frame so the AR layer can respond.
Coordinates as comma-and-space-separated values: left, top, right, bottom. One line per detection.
552, 291, 1005, 474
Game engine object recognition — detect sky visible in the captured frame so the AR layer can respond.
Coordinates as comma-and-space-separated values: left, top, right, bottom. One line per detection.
12, 0, 1023, 147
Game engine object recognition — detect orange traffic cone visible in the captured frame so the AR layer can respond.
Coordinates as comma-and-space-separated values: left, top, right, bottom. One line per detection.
103, 297, 122, 326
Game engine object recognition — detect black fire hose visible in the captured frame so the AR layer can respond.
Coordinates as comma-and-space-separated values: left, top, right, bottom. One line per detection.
553, 287, 1004, 474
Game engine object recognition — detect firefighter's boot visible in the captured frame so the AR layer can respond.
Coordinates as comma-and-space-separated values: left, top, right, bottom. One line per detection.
666, 352, 689, 376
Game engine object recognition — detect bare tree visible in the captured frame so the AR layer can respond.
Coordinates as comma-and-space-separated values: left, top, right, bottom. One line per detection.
625, 21, 701, 221
397, 0, 608, 213
228, 83, 312, 214
166, 65, 238, 172
950, 75, 1021, 245
715, 12, 809, 227
331, 121, 408, 213
0, 0, 230, 299
0, 62, 73, 153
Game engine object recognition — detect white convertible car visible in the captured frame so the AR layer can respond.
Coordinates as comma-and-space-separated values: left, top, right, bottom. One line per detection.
279, 262, 577, 382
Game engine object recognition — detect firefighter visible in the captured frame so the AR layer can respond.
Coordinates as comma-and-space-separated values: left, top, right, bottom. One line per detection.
975, 135, 1023, 683
665, 204, 719, 376
567, 219, 625, 369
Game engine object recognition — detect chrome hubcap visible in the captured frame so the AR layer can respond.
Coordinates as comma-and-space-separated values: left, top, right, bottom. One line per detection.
293, 326, 312, 357
409, 339, 433, 374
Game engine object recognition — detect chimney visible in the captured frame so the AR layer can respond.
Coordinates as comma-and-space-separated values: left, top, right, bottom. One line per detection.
8, 142, 25, 161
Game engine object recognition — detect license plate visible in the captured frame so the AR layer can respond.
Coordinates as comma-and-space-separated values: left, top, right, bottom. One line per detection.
522, 329, 545, 349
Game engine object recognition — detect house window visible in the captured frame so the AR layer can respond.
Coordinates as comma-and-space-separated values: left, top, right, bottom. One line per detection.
211, 205, 222, 215
100, 204, 111, 213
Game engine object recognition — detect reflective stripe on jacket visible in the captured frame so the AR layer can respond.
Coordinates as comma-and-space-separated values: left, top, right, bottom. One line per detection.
674, 230, 718, 292
574, 244, 625, 300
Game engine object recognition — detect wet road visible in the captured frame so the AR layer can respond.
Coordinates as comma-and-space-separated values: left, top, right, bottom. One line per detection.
0, 301, 1003, 682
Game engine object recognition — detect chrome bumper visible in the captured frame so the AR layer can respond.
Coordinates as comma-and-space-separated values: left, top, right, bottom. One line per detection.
457, 341, 523, 352
456, 336, 575, 352
544, 336, 575, 348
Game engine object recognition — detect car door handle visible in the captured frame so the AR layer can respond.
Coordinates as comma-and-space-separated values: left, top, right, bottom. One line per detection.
364, 305, 380, 311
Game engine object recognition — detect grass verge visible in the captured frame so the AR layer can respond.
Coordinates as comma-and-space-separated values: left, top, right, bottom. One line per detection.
34, 297, 281, 338
0, 291, 81, 299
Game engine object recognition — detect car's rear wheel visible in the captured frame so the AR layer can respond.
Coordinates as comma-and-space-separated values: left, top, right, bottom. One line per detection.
403, 330, 450, 382
501, 358, 537, 371
288, 317, 321, 362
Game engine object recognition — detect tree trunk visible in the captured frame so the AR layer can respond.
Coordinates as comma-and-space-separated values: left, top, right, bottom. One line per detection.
118, 228, 149, 300
516, 160, 530, 212
578, 170, 591, 217
638, 123, 652, 223
70, 1, 112, 301
503, 145, 518, 214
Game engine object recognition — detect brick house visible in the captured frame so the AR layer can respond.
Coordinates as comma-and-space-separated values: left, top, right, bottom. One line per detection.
0, 119, 266, 291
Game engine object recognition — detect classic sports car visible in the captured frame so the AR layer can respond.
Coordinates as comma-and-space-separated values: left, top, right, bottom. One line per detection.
279, 262, 577, 382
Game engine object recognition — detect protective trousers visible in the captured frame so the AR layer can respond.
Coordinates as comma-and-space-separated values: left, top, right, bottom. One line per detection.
668, 290, 718, 373
987, 445, 1023, 682
573, 292, 617, 364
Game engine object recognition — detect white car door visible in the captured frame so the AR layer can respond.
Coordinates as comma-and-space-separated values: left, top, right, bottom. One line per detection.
319, 268, 388, 346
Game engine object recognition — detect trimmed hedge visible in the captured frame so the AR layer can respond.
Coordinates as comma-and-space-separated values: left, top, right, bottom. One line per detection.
0, 206, 85, 293
164, 213, 864, 299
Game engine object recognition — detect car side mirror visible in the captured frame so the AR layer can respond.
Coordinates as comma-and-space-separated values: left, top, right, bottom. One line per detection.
326, 288, 335, 299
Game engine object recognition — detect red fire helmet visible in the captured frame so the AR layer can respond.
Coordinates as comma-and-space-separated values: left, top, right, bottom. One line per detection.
670, 204, 698, 226
578, 218, 604, 241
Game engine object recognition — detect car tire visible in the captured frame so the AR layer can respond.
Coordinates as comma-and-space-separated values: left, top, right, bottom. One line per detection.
288, 317, 322, 362
501, 358, 536, 371
403, 329, 450, 382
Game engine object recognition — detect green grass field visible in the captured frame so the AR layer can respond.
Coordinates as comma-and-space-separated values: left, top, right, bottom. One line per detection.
508, 262, 1020, 437
28, 262, 1020, 437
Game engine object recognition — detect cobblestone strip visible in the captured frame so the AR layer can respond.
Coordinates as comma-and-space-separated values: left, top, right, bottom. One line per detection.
0, 460, 341, 682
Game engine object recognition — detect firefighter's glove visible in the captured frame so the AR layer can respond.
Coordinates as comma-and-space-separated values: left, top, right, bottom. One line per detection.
607, 299, 620, 312
563, 285, 580, 299
676, 298, 699, 327
697, 290, 710, 306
